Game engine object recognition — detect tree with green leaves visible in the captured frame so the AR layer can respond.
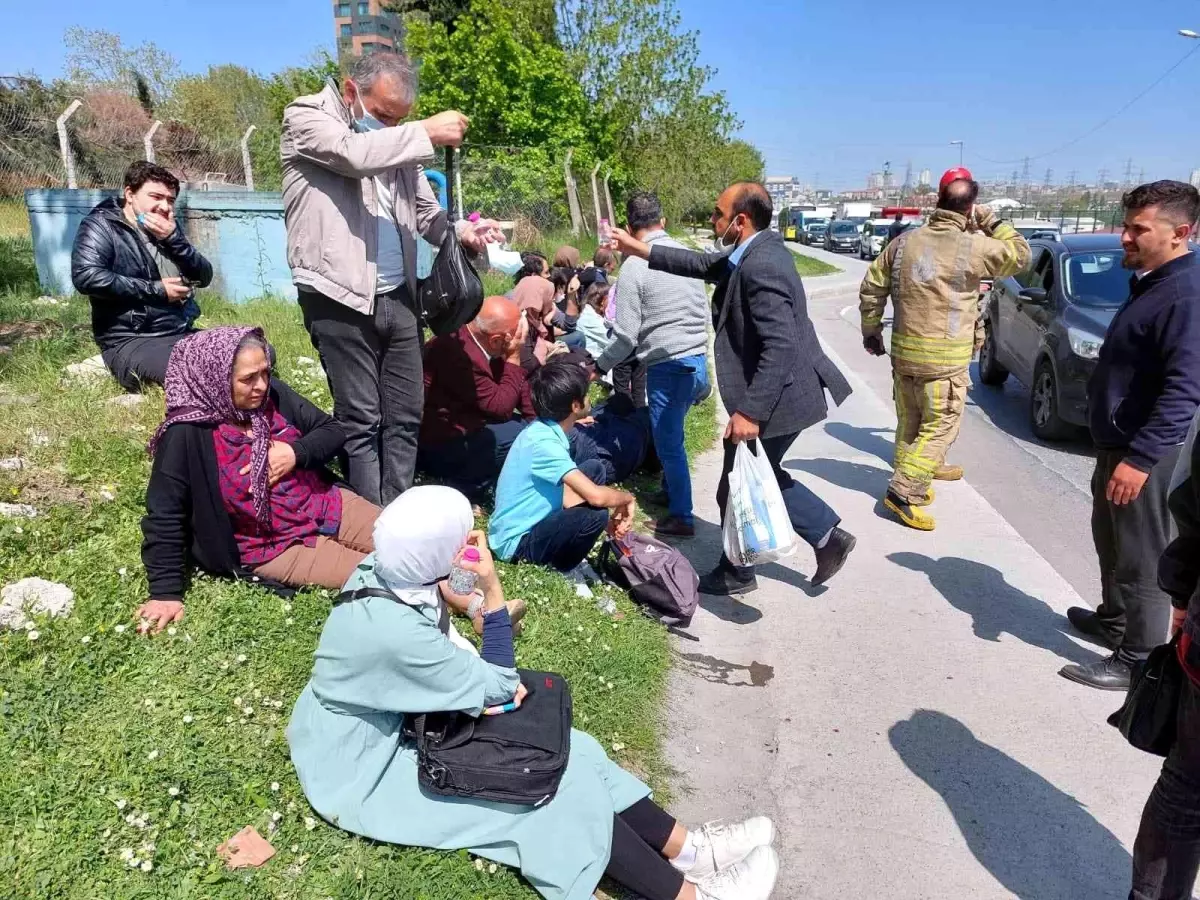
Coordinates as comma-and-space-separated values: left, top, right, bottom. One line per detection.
63, 26, 180, 109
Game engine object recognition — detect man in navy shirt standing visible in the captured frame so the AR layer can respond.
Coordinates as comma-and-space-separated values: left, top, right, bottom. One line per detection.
1061, 181, 1200, 691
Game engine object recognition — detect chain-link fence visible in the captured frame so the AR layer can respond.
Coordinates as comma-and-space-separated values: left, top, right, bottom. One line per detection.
1, 78, 617, 248
993, 203, 1125, 235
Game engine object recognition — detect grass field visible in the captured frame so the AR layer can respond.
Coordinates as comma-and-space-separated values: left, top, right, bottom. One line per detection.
0, 226, 717, 898
791, 253, 841, 278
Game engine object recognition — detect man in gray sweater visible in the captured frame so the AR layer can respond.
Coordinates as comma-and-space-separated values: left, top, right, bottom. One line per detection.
596, 191, 711, 537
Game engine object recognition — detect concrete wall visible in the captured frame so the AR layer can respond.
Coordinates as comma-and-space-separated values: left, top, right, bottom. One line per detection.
25, 187, 439, 303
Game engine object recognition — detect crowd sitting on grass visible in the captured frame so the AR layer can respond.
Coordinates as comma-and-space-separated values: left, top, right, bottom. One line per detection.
55, 103, 779, 892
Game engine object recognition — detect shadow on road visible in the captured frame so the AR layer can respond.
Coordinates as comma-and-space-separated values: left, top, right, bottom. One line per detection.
784, 457, 891, 500
966, 362, 1095, 460
890, 710, 1131, 900
825, 422, 895, 465
888, 552, 1102, 666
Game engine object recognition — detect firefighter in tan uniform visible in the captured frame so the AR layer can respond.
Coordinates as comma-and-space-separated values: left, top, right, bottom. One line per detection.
859, 167, 1031, 530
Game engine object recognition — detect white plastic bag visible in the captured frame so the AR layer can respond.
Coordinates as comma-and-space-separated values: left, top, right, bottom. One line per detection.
722, 441, 798, 567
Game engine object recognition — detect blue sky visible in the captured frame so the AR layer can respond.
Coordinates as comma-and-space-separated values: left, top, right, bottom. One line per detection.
4, 0, 1199, 190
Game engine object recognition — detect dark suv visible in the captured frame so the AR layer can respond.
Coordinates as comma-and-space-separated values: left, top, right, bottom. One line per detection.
823, 220, 861, 253
978, 233, 1127, 440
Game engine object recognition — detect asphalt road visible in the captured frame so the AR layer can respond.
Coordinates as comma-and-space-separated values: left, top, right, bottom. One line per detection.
790, 239, 1100, 605
660, 239, 1150, 897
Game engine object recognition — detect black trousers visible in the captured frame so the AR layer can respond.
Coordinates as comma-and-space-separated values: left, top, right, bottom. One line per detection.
1091, 446, 1179, 658
606, 797, 684, 900
612, 355, 648, 408
299, 287, 424, 507
1131, 674, 1200, 900
100, 331, 193, 392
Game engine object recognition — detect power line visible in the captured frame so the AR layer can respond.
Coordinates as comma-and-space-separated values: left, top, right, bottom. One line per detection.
974, 41, 1200, 165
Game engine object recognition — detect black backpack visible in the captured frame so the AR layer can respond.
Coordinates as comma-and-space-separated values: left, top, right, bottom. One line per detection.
336, 586, 572, 806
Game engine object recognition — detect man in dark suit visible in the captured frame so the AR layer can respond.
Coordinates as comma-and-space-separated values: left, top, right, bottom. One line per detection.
610, 182, 857, 594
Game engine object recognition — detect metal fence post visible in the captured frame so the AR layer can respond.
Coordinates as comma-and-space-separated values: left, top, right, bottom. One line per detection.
590, 162, 603, 227
56, 99, 81, 189
453, 147, 464, 220
564, 148, 583, 235
143, 120, 162, 163
603, 168, 615, 223
240, 125, 257, 191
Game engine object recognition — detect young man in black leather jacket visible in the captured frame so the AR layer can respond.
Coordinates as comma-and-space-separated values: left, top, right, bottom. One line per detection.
71, 160, 213, 391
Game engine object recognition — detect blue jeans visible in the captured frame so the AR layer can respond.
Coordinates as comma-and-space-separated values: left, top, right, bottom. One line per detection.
715, 433, 840, 573
511, 504, 610, 572
646, 354, 709, 525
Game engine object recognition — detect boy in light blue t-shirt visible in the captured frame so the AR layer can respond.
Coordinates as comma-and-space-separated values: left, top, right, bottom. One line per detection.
489, 358, 636, 579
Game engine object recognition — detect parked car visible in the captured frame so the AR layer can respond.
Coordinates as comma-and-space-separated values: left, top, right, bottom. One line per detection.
823, 219, 861, 253
803, 222, 827, 246
859, 220, 892, 260
978, 233, 1126, 440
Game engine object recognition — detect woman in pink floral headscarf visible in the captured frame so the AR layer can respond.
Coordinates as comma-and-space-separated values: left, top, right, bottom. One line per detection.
137, 326, 380, 635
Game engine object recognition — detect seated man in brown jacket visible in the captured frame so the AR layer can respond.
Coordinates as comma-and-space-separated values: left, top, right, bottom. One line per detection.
418, 296, 535, 504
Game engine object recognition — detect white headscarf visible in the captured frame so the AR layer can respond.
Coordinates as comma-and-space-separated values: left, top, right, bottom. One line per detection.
373, 485, 474, 609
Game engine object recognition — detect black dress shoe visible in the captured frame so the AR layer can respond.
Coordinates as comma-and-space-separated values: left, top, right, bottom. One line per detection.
1066, 606, 1123, 651
698, 565, 758, 596
1058, 652, 1132, 691
812, 527, 857, 586
654, 516, 695, 538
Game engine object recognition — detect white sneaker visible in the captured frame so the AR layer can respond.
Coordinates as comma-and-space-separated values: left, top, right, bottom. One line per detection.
675, 816, 776, 880
576, 560, 601, 584
694, 845, 779, 900
566, 565, 594, 599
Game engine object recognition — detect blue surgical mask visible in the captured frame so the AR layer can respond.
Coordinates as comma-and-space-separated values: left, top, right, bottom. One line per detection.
352, 97, 386, 133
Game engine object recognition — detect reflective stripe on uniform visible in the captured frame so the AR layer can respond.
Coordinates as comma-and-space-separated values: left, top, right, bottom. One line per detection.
890, 333, 974, 366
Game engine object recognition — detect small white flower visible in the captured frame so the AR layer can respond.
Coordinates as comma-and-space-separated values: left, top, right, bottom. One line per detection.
285, 617, 294, 625
124, 813, 137, 826
290, 844, 299, 853
236, 654, 247, 663
144, 699, 154, 708
126, 855, 141, 868
488, 863, 498, 875
119, 847, 135, 861
287, 801, 296, 811
81, 635, 92, 644
182, 714, 193, 724
474, 858, 485, 872
118, 567, 128, 578
282, 602, 293, 612
166, 626, 177, 636
147, 749, 159, 761
233, 697, 243, 706
274, 699, 284, 709
225, 717, 234, 724
304, 816, 317, 831
98, 488, 116, 502
140, 859, 153, 872
22, 620, 34, 631
219, 660, 229, 670
242, 706, 254, 717
612, 742, 626, 752
253, 689, 261, 699
270, 782, 280, 792
13, 526, 22, 534
271, 811, 282, 822
115, 799, 127, 810
114, 624, 126, 633
26, 630, 39, 641
168, 787, 180, 797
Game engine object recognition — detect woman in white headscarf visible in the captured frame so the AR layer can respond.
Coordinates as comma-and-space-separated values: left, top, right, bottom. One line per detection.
288, 486, 780, 900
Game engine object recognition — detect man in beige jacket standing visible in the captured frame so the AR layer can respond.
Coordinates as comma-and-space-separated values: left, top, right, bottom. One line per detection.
281, 51, 486, 505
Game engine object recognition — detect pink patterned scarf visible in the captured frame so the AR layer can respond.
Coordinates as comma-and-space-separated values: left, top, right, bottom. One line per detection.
148, 326, 274, 525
